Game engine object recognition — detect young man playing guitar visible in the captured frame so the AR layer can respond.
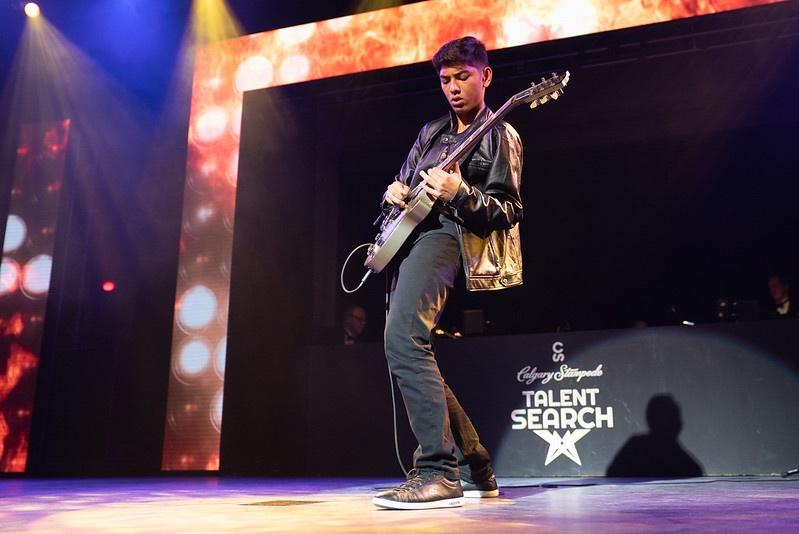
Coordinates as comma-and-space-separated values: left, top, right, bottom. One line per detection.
373, 36, 524, 510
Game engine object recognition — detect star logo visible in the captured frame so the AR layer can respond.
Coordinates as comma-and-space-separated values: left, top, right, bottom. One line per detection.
533, 429, 591, 465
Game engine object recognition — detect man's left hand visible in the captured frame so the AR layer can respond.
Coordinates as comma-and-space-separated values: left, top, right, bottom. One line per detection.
420, 161, 462, 203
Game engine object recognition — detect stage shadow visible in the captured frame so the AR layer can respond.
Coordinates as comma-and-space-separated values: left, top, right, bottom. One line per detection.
606, 394, 704, 478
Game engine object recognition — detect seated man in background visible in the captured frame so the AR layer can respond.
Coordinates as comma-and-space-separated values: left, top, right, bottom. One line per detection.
340, 303, 367, 344
766, 273, 794, 319
316, 303, 368, 345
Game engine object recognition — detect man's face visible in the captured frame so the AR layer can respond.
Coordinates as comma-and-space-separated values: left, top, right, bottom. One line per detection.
438, 63, 491, 116
343, 306, 367, 337
768, 276, 789, 302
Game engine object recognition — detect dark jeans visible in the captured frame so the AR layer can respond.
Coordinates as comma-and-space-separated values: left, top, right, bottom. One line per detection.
384, 226, 492, 481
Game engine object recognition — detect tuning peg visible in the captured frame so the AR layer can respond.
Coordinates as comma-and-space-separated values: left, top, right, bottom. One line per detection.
539, 95, 549, 105
529, 100, 539, 109
550, 92, 559, 100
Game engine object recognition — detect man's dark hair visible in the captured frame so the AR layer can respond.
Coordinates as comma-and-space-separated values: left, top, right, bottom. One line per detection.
342, 302, 366, 317
768, 272, 791, 285
432, 36, 489, 71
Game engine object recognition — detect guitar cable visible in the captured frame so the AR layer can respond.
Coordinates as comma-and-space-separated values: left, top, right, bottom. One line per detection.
340, 243, 373, 294
339, 241, 409, 475
386, 362, 409, 477
384, 270, 410, 478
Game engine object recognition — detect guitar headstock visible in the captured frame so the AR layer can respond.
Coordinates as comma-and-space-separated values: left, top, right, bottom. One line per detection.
512, 71, 570, 109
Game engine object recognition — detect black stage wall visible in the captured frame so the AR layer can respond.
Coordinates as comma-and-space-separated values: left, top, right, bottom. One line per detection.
224, 5, 799, 475
301, 320, 799, 477
222, 90, 318, 474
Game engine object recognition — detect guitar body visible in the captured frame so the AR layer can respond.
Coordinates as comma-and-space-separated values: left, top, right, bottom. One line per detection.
362, 71, 570, 276
364, 191, 435, 273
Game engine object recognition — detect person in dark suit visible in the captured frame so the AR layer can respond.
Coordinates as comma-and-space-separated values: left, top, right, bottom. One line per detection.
340, 303, 367, 344
317, 303, 368, 345
767, 273, 795, 319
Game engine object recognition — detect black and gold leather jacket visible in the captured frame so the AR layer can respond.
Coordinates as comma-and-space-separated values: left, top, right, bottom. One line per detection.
396, 107, 524, 291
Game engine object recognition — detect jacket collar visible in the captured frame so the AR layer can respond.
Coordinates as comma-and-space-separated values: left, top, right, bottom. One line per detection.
448, 105, 492, 135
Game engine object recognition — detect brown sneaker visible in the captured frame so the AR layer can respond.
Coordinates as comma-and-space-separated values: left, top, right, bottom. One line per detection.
461, 474, 499, 498
372, 471, 464, 510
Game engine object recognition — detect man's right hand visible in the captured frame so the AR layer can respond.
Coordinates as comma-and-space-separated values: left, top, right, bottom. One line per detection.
384, 181, 410, 209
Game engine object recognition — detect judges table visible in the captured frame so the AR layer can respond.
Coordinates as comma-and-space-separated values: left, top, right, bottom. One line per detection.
300, 319, 798, 477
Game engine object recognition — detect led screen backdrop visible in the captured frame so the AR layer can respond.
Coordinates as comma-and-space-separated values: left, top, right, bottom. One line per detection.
162, 0, 779, 470
0, 120, 70, 472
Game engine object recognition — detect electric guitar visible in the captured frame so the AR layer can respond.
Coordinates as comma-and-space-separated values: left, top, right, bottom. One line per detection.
364, 71, 570, 274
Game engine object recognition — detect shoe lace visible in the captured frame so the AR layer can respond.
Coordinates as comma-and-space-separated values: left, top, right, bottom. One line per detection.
396, 469, 424, 491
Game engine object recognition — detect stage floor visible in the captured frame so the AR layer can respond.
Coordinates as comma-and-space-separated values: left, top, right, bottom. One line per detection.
1, 476, 797, 532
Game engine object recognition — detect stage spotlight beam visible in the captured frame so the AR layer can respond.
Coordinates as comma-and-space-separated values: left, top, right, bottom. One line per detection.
24, 3, 40, 18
